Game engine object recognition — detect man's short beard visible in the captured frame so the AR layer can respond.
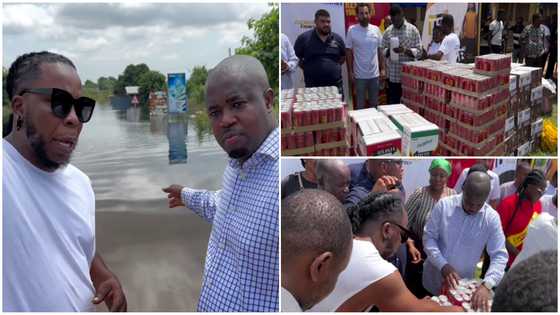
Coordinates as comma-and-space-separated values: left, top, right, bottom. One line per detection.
318, 27, 330, 35
228, 148, 250, 160
25, 117, 68, 171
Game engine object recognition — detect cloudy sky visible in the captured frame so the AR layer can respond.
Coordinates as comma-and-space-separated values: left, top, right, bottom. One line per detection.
3, 2, 271, 81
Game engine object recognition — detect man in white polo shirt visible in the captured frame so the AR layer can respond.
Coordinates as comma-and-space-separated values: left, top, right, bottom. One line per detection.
489, 10, 505, 53
427, 14, 460, 64
346, 3, 386, 109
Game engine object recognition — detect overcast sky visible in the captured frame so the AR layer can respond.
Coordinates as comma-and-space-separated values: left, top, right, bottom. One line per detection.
3, 2, 270, 81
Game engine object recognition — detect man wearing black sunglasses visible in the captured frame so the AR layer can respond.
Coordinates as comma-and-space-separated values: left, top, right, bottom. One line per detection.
346, 159, 408, 278
3, 52, 126, 312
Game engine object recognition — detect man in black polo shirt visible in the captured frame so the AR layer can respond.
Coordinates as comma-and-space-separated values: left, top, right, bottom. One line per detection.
510, 17, 525, 63
294, 9, 346, 95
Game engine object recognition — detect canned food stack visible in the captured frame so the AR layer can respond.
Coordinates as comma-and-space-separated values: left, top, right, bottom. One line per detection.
508, 64, 545, 155
474, 53, 511, 86
438, 279, 494, 312
281, 87, 348, 156
401, 55, 513, 156
430, 295, 453, 307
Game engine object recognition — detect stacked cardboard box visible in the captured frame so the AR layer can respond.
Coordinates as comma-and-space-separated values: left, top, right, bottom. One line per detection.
401, 54, 513, 155
389, 112, 440, 156
509, 65, 544, 154
281, 87, 348, 156
378, 105, 439, 156
356, 115, 402, 156
345, 104, 439, 156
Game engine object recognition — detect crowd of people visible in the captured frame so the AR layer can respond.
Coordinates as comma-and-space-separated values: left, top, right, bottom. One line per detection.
486, 9, 557, 76
281, 4, 557, 110
281, 158, 557, 312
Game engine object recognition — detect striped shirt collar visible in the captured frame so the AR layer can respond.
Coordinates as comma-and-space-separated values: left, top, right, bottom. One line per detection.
229, 127, 279, 170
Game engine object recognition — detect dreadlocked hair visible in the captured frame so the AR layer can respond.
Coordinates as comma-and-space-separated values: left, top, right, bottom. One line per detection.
6, 51, 76, 100
4, 51, 76, 137
516, 169, 546, 197
347, 192, 403, 235
505, 169, 547, 234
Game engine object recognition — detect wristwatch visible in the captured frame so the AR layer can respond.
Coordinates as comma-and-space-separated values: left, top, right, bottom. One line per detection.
482, 279, 495, 290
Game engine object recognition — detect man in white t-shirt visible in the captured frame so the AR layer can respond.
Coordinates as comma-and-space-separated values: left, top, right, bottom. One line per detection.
281, 189, 353, 312
454, 161, 501, 210
346, 3, 386, 109
3, 52, 126, 312
427, 14, 460, 64
311, 193, 461, 312
489, 10, 505, 53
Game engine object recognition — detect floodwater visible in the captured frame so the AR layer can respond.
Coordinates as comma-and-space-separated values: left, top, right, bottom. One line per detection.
72, 103, 227, 311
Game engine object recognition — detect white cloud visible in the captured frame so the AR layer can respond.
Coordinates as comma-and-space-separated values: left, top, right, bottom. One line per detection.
3, 3, 273, 81
3, 4, 55, 32
212, 21, 252, 46
46, 48, 78, 60
76, 37, 109, 52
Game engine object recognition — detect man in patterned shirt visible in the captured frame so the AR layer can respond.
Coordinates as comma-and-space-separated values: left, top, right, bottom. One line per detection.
163, 55, 278, 311
381, 5, 422, 104
521, 13, 546, 67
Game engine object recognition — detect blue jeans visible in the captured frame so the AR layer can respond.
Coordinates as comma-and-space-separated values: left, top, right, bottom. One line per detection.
355, 77, 379, 109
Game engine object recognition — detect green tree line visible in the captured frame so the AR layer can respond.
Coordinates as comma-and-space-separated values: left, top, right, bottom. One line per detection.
3, 4, 278, 120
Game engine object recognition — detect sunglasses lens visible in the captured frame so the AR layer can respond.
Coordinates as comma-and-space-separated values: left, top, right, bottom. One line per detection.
50, 88, 96, 123
51, 89, 73, 119
77, 98, 96, 122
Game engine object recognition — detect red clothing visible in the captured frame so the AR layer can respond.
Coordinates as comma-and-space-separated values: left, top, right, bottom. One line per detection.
496, 194, 542, 267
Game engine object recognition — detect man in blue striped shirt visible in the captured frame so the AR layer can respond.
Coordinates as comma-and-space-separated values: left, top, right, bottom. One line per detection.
423, 171, 508, 312
163, 55, 278, 311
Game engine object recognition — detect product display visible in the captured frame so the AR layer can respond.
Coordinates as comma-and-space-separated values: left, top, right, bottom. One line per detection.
281, 54, 548, 156
431, 279, 493, 312
281, 87, 348, 156
400, 53, 545, 156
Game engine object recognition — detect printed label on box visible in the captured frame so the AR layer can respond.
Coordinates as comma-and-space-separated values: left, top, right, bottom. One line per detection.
505, 116, 515, 133
518, 108, 531, 126
531, 86, 543, 102
531, 118, 544, 136
509, 75, 517, 94
517, 141, 531, 156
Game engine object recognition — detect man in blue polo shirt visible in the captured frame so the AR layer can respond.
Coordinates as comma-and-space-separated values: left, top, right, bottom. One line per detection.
294, 9, 346, 95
